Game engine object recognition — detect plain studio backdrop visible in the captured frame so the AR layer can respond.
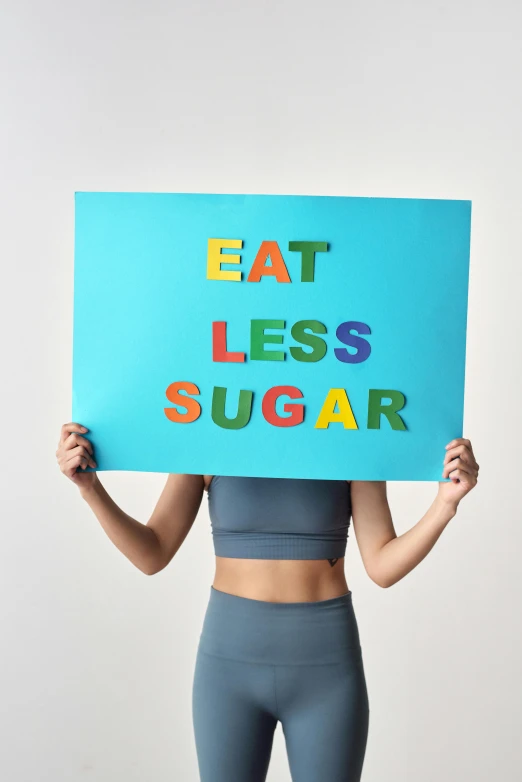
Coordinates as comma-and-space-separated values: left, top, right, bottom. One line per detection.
1, 1, 520, 780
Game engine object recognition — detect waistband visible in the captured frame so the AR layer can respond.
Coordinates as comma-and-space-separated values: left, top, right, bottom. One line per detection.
197, 586, 363, 665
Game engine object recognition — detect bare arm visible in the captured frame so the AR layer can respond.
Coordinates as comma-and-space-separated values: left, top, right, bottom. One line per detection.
57, 420, 204, 576
351, 481, 457, 587
351, 438, 479, 588
80, 473, 204, 576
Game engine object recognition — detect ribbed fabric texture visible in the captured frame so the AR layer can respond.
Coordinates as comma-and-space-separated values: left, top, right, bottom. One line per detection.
208, 476, 351, 560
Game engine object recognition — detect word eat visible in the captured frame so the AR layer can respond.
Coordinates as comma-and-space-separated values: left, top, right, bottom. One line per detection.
207, 239, 329, 282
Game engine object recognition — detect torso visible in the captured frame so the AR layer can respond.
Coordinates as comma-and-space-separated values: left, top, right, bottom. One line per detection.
203, 475, 351, 603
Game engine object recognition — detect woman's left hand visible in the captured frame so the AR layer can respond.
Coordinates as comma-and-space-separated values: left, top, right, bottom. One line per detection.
438, 437, 479, 508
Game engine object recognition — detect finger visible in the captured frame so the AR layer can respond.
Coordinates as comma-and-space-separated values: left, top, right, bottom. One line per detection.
60, 444, 96, 469
444, 466, 478, 484
447, 468, 478, 486
443, 457, 476, 478
445, 437, 472, 451
58, 433, 94, 458
444, 445, 468, 465
62, 452, 90, 479
59, 422, 88, 446
444, 445, 478, 471
442, 457, 477, 480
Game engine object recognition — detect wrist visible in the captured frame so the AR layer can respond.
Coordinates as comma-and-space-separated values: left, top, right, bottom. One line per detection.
434, 491, 459, 520
80, 475, 103, 503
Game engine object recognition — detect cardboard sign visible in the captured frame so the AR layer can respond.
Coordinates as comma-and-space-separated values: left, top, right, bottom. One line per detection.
72, 192, 471, 480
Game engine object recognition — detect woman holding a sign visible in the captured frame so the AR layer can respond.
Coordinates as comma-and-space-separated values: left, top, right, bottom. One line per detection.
56, 423, 478, 782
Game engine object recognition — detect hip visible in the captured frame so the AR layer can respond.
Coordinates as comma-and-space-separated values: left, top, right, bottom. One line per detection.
197, 585, 364, 667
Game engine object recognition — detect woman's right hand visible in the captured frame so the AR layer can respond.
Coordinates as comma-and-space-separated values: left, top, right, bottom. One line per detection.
56, 422, 98, 492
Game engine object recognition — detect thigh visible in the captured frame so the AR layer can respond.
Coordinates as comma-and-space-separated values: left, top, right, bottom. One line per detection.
192, 648, 278, 782
278, 656, 370, 782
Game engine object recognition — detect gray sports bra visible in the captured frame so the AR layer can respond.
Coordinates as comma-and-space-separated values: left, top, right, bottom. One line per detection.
207, 476, 351, 560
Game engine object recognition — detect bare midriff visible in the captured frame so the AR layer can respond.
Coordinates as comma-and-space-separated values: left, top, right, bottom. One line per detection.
204, 476, 350, 603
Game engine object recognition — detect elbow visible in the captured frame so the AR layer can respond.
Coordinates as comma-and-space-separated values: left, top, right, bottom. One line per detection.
141, 556, 169, 576
365, 550, 400, 589
367, 568, 396, 589
374, 576, 394, 589
141, 533, 172, 575
142, 565, 159, 576
371, 575, 393, 588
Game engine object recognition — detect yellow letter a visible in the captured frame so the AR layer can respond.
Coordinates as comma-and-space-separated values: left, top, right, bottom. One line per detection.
314, 388, 358, 429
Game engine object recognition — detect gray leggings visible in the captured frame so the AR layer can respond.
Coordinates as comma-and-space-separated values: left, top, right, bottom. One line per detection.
192, 586, 369, 782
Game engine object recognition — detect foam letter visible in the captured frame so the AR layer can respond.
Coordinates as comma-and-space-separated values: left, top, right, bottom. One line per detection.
334, 321, 372, 364
251, 319, 286, 361
211, 387, 253, 429
288, 241, 328, 282
367, 390, 407, 430
246, 241, 291, 283
164, 381, 201, 423
212, 322, 246, 363
314, 388, 358, 429
207, 238, 243, 281
262, 386, 304, 427
289, 320, 327, 362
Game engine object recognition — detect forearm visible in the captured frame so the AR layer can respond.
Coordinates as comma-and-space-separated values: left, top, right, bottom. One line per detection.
371, 495, 457, 587
80, 477, 163, 575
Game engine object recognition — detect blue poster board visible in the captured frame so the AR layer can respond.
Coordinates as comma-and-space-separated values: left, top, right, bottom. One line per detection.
72, 192, 471, 481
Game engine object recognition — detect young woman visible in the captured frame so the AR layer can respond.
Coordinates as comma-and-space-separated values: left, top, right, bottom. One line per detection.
56, 422, 479, 782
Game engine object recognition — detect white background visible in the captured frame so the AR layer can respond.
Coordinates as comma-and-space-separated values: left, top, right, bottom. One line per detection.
1, 1, 521, 780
